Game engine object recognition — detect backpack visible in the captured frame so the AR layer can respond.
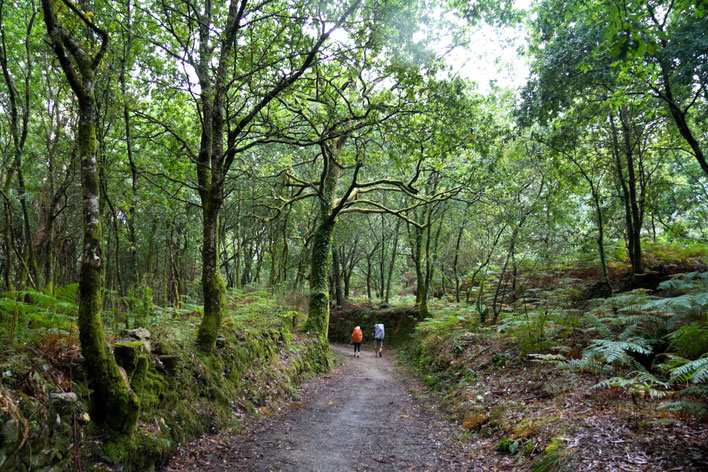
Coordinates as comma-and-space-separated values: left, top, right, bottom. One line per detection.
374, 324, 385, 340
351, 327, 363, 343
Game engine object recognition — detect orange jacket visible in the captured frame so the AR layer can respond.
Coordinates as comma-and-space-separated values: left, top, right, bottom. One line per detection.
351, 327, 363, 343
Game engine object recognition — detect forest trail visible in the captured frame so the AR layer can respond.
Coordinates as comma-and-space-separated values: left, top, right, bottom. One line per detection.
166, 343, 473, 471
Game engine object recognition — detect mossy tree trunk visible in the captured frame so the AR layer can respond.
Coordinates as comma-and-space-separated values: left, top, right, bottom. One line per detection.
332, 245, 343, 307
305, 138, 348, 337
196, 195, 227, 351
193, 0, 228, 352
1, 201, 13, 291
42, 0, 139, 434
307, 218, 336, 334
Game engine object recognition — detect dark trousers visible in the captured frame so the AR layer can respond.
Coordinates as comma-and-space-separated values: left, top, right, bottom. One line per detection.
353, 343, 361, 353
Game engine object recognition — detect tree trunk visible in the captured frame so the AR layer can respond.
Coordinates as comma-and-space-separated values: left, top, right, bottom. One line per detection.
592, 191, 612, 295
1, 200, 13, 291
145, 217, 157, 282
620, 108, 643, 275
659, 62, 708, 177
610, 111, 643, 282
412, 224, 429, 316
306, 219, 335, 334
42, 0, 139, 434
366, 256, 373, 300
384, 219, 401, 303
453, 225, 463, 303
76, 111, 139, 433
305, 141, 342, 336
332, 245, 343, 307
196, 197, 227, 351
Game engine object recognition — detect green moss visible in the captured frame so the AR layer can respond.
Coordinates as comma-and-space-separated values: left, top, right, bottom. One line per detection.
130, 356, 149, 394
2, 291, 328, 472
114, 341, 146, 374
531, 438, 573, 472
196, 269, 227, 352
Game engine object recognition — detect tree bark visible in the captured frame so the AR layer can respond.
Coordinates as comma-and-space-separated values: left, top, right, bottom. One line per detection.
453, 225, 464, 303
332, 245, 343, 307
196, 196, 227, 351
609, 110, 643, 281
305, 138, 344, 336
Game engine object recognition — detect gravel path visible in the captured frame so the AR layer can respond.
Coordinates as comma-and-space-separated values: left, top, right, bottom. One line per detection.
165, 343, 473, 471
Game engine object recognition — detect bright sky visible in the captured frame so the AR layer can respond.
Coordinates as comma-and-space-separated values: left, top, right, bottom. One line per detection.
436, 0, 533, 93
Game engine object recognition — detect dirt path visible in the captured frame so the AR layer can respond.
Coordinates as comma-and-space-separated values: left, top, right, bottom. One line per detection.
165, 343, 473, 471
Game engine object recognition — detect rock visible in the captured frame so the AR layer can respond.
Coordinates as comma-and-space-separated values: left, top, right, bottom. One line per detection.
121, 328, 152, 352
2, 419, 20, 445
49, 392, 78, 407
123, 327, 151, 340
114, 341, 147, 373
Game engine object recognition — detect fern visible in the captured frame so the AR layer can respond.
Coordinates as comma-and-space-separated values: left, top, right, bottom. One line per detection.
0, 286, 78, 343
528, 353, 566, 364
561, 358, 612, 375
585, 338, 652, 364
668, 355, 708, 384
583, 312, 613, 338
592, 376, 667, 399
656, 400, 708, 418
623, 292, 708, 317
657, 271, 708, 291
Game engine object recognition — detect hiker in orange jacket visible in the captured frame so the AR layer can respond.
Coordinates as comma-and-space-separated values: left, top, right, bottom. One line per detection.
351, 326, 363, 358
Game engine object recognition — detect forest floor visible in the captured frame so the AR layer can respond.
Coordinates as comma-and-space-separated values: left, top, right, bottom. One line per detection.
163, 343, 477, 471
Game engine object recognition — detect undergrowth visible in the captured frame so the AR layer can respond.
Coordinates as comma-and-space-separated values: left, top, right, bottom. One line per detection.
403, 266, 708, 471
0, 287, 328, 471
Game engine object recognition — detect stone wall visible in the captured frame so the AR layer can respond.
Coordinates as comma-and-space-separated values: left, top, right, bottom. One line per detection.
0, 322, 329, 472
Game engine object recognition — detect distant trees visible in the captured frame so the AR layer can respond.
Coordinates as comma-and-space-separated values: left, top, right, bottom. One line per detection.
520, 0, 707, 285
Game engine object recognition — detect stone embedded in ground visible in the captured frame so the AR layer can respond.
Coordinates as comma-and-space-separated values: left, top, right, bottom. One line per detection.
2, 419, 21, 445
122, 328, 152, 352
49, 392, 78, 413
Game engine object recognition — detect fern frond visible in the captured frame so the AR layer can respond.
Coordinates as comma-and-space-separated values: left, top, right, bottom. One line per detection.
592, 376, 667, 398
583, 312, 612, 338
587, 338, 651, 364
561, 358, 612, 374
0, 297, 36, 316
629, 360, 669, 388
54, 283, 79, 304
675, 385, 708, 397
607, 290, 652, 307
669, 355, 708, 384
657, 400, 708, 418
